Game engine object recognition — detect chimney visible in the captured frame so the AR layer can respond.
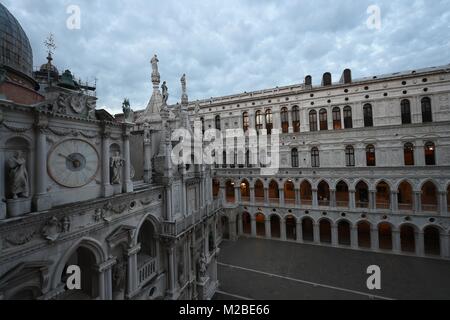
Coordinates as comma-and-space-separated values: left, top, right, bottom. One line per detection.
340, 69, 352, 84
322, 72, 332, 86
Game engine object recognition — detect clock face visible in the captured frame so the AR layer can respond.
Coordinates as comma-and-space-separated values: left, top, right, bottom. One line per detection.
48, 139, 100, 188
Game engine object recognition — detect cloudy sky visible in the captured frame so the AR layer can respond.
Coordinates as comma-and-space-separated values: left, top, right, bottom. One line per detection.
3, 0, 450, 114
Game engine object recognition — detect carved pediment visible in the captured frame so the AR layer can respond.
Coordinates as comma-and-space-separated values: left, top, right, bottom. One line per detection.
0, 261, 52, 292
106, 225, 136, 249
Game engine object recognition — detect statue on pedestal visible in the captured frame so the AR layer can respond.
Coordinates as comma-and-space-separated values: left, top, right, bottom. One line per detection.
161, 81, 169, 106
110, 152, 125, 185
198, 253, 208, 279
151, 55, 159, 75
122, 98, 133, 122
8, 151, 29, 199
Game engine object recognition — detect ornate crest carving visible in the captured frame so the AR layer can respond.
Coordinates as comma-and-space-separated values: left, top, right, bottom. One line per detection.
41, 216, 62, 242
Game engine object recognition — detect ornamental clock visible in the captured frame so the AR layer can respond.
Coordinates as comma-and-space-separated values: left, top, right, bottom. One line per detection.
48, 139, 100, 188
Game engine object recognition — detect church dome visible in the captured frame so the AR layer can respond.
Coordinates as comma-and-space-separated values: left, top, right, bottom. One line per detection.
0, 3, 33, 77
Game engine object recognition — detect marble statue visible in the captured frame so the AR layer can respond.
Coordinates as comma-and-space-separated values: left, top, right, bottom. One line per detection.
181, 74, 187, 94
8, 151, 29, 199
122, 98, 133, 122
151, 55, 159, 75
112, 260, 126, 293
198, 253, 207, 279
194, 102, 200, 115
110, 152, 125, 185
162, 81, 169, 105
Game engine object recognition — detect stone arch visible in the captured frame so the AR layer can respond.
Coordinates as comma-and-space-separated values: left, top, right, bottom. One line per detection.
355, 180, 370, 208
375, 180, 391, 210
225, 180, 236, 203
336, 219, 352, 246
268, 180, 280, 203
255, 212, 266, 237
270, 214, 281, 238
133, 213, 161, 246
284, 180, 296, 205
400, 223, 419, 253
356, 220, 372, 248
397, 179, 414, 211
254, 179, 265, 203
423, 225, 443, 256
302, 217, 314, 242
335, 180, 350, 208
420, 180, 439, 213
51, 237, 107, 292
318, 218, 333, 244
242, 212, 252, 235
378, 222, 394, 251
317, 180, 331, 207
240, 179, 250, 201
285, 215, 297, 240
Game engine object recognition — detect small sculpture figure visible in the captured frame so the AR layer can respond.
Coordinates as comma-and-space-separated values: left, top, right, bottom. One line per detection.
8, 151, 29, 199
194, 102, 200, 115
122, 98, 133, 122
162, 81, 169, 105
151, 55, 159, 75
110, 152, 125, 185
198, 253, 208, 279
112, 259, 126, 292
181, 74, 187, 94
61, 216, 71, 233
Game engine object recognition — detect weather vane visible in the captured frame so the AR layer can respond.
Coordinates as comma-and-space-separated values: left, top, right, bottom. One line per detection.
44, 33, 57, 56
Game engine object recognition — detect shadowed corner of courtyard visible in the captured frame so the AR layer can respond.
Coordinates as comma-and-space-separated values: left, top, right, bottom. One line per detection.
214, 238, 450, 301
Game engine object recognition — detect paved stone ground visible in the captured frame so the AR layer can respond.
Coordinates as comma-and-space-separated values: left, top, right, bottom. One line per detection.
214, 238, 450, 300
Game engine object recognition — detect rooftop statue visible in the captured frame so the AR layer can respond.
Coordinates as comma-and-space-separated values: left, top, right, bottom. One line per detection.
122, 98, 133, 122
151, 54, 159, 75
162, 81, 169, 105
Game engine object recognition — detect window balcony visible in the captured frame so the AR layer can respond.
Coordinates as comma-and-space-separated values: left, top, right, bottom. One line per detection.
138, 256, 157, 288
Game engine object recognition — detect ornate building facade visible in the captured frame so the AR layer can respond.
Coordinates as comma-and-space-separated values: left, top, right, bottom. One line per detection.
0, 3, 219, 300
195, 65, 450, 260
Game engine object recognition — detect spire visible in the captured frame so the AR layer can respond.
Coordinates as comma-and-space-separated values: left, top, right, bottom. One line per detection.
137, 54, 164, 123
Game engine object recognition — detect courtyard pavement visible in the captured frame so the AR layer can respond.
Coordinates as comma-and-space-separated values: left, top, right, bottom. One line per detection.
214, 238, 450, 300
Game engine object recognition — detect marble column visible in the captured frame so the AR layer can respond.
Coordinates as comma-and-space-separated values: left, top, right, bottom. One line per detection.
350, 226, 358, 249
295, 188, 301, 207
371, 227, 379, 251
330, 190, 336, 208
280, 219, 287, 241
101, 132, 113, 197
250, 187, 255, 204
234, 186, 240, 203
391, 191, 398, 212
392, 230, 401, 253
265, 218, 271, 239
416, 232, 425, 257
166, 244, 177, 297
414, 191, 422, 213
441, 234, 449, 259
296, 221, 303, 243
143, 126, 152, 184
33, 121, 52, 211
126, 244, 140, 299
280, 189, 285, 206
349, 190, 356, 210
313, 223, 320, 244
439, 191, 448, 216
238, 214, 243, 236
264, 187, 269, 206
312, 189, 318, 208
122, 130, 133, 193
331, 225, 338, 247
251, 216, 257, 237
369, 191, 376, 210
0, 150, 5, 219
97, 258, 116, 300
288, 108, 293, 133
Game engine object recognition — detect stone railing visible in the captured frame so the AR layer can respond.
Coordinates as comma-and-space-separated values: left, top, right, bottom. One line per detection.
138, 258, 157, 288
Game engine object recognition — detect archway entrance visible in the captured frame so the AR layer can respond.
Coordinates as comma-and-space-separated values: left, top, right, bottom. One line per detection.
319, 220, 332, 244
242, 212, 251, 235
285, 216, 296, 240
338, 221, 351, 246
256, 213, 266, 237
378, 223, 393, 250
221, 216, 230, 240
357, 221, 371, 248
424, 226, 441, 256
401, 225, 416, 253
270, 215, 281, 238
302, 218, 314, 242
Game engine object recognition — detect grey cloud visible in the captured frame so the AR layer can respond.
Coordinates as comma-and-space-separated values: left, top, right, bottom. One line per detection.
3, 0, 449, 114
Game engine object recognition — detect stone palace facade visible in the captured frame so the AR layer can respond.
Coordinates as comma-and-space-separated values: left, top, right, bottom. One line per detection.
0, 3, 219, 300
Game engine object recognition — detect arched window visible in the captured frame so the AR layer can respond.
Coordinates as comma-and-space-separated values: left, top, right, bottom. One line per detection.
366, 145, 376, 167
319, 109, 328, 131
311, 147, 320, 168
255, 111, 263, 131
424, 142, 436, 166
309, 110, 318, 132
265, 109, 273, 134
404, 143, 415, 166
401, 99, 411, 124
281, 108, 289, 133
421, 97, 433, 123
292, 106, 300, 133
215, 115, 221, 130
345, 146, 355, 167
332, 107, 341, 130
243, 112, 249, 132
343, 106, 353, 129
291, 148, 299, 168
363, 104, 373, 127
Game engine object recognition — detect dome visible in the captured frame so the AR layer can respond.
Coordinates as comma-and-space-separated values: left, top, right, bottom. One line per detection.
0, 3, 33, 77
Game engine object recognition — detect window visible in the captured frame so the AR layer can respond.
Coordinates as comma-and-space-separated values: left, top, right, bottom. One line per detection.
215, 115, 221, 130
363, 104, 373, 127
366, 145, 376, 166
292, 106, 300, 133
291, 148, 299, 168
404, 143, 415, 166
345, 146, 355, 167
281, 108, 289, 133
309, 110, 318, 132
246, 150, 251, 168
343, 106, 353, 129
265, 109, 273, 134
311, 147, 320, 168
255, 111, 263, 131
200, 117, 205, 134
222, 151, 227, 168
425, 142, 436, 165
401, 100, 411, 124
319, 109, 328, 131
421, 97, 432, 123
243, 112, 249, 132
332, 107, 342, 130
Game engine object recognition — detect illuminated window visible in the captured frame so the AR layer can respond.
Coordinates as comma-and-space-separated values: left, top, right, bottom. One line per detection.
366, 145, 376, 167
